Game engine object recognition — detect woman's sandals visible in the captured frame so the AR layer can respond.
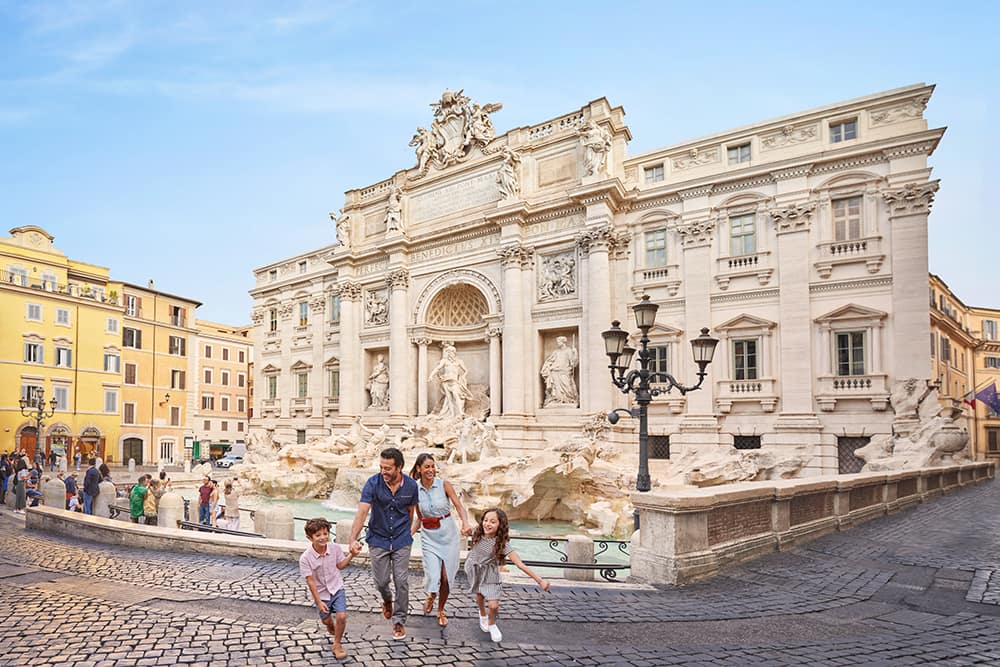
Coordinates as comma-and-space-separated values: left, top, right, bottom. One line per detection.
423, 593, 437, 615
437, 611, 448, 627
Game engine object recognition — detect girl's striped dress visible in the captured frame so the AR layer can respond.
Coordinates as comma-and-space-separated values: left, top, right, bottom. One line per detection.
464, 536, 513, 600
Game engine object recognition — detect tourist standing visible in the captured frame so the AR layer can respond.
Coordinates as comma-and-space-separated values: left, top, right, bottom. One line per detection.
0, 454, 11, 505
209, 479, 221, 526
143, 479, 160, 525
74, 450, 82, 471
300, 517, 362, 660
349, 447, 418, 640
64, 472, 78, 509
82, 458, 100, 515
129, 476, 147, 524
465, 508, 550, 643
409, 453, 472, 627
197, 476, 213, 526
13, 458, 29, 514
222, 480, 241, 530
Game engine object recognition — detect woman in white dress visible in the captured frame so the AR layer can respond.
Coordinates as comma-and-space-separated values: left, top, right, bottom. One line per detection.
409, 453, 472, 627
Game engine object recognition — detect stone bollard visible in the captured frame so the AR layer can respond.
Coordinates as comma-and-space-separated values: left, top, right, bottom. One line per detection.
128, 458, 136, 473
335, 520, 353, 547
42, 477, 67, 509
564, 534, 595, 582
184, 460, 191, 474
264, 505, 294, 541
58, 456, 67, 473
94, 481, 117, 518
157, 460, 165, 474
157, 491, 184, 529
253, 507, 269, 535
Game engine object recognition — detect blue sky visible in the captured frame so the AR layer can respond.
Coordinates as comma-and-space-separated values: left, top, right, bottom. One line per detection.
1, 1, 996, 323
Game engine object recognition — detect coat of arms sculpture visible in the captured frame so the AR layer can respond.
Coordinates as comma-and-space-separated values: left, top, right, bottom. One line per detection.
409, 88, 503, 175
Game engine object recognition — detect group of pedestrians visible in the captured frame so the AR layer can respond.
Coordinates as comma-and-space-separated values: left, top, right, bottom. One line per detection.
197, 476, 241, 530
300, 447, 550, 661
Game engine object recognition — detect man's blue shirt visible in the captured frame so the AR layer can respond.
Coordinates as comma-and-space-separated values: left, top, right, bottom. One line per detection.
360, 472, 418, 551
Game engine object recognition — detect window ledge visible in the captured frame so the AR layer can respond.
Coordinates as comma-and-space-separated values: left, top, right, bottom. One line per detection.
814, 236, 884, 279
715, 378, 778, 413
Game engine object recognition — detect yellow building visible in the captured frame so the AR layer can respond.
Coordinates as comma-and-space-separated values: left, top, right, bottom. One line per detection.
118, 282, 201, 466
193, 321, 253, 460
929, 274, 1000, 460
0, 226, 123, 462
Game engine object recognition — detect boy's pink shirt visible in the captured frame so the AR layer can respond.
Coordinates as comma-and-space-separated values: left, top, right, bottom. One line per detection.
299, 541, 345, 599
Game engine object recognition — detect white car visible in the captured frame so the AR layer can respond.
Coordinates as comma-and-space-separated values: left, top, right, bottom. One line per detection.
215, 455, 243, 469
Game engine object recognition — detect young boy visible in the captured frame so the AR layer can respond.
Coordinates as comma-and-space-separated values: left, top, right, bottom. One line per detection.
300, 518, 361, 660
129, 476, 147, 524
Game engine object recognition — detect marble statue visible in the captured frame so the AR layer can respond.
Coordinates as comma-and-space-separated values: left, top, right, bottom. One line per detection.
429, 344, 471, 419
855, 378, 970, 470
578, 120, 612, 176
332, 416, 374, 453
409, 127, 437, 174
366, 354, 390, 410
384, 185, 403, 233
538, 252, 576, 301
410, 89, 504, 171
541, 336, 579, 407
330, 210, 351, 249
365, 290, 388, 326
496, 146, 520, 200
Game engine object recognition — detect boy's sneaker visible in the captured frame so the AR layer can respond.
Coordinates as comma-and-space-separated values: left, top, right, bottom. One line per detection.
478, 615, 489, 632
488, 624, 502, 643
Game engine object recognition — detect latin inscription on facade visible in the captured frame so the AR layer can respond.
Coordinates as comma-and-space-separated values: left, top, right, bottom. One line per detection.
411, 232, 500, 264
409, 171, 499, 224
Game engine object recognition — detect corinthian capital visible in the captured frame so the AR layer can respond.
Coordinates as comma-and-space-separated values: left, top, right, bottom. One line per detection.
668, 218, 715, 248
882, 180, 940, 216
386, 269, 410, 289
497, 244, 533, 269
339, 281, 362, 301
770, 202, 817, 235
575, 224, 615, 255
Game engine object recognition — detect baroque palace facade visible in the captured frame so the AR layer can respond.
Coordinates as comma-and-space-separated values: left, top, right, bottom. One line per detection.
250, 83, 944, 475
0, 227, 251, 466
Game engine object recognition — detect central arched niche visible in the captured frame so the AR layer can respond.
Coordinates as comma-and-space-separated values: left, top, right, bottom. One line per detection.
422, 282, 491, 416
425, 283, 489, 327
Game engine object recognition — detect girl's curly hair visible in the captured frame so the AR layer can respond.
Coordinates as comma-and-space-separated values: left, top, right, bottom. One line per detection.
471, 507, 510, 565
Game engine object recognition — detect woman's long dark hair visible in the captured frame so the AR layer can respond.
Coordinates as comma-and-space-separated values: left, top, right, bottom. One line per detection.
471, 508, 510, 565
410, 452, 435, 480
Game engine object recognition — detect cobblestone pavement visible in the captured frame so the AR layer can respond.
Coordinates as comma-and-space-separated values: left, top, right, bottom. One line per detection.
1, 480, 999, 665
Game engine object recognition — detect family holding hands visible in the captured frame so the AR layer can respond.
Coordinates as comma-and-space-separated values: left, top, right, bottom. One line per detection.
299, 447, 550, 660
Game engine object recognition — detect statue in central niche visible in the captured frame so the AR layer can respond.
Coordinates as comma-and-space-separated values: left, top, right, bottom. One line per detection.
428, 344, 471, 419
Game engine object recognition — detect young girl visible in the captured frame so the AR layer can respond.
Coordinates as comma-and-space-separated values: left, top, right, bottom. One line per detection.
464, 508, 550, 643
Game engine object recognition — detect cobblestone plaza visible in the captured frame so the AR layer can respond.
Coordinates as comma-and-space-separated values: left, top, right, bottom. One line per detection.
2, 480, 999, 666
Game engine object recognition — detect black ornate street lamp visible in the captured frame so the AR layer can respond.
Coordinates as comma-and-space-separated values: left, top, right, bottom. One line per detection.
19, 387, 58, 457
603, 295, 718, 518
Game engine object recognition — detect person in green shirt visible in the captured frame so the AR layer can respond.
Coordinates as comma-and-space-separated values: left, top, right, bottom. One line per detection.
129, 476, 147, 524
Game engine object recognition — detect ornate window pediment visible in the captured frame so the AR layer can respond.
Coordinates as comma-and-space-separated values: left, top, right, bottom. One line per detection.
290, 360, 312, 372
324, 356, 340, 368
716, 313, 777, 334
261, 363, 281, 375
815, 303, 887, 325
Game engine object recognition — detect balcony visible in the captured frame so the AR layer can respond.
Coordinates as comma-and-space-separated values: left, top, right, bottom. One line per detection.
716, 377, 778, 413
324, 396, 340, 416
632, 263, 681, 296
815, 374, 889, 412
290, 396, 312, 417
814, 236, 884, 279
714, 251, 774, 290
2, 272, 122, 306
261, 398, 281, 416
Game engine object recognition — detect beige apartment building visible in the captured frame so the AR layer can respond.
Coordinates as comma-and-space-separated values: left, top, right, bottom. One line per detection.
929, 273, 1000, 460
192, 321, 253, 460
119, 282, 201, 466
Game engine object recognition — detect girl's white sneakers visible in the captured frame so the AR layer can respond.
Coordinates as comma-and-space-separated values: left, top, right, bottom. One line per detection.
488, 624, 503, 643
478, 615, 489, 632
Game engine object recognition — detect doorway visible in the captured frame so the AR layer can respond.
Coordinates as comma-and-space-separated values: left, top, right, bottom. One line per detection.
123, 437, 144, 465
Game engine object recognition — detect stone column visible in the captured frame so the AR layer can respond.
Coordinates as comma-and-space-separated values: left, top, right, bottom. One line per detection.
498, 245, 530, 415
415, 338, 431, 416
487, 327, 503, 417
883, 181, 939, 380
338, 282, 362, 415
674, 215, 716, 419
770, 204, 818, 414
387, 269, 411, 417
577, 226, 614, 412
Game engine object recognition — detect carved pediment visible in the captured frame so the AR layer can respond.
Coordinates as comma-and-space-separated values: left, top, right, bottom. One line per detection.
715, 313, 777, 332
290, 360, 312, 371
260, 364, 281, 374
815, 303, 888, 324
324, 356, 340, 367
